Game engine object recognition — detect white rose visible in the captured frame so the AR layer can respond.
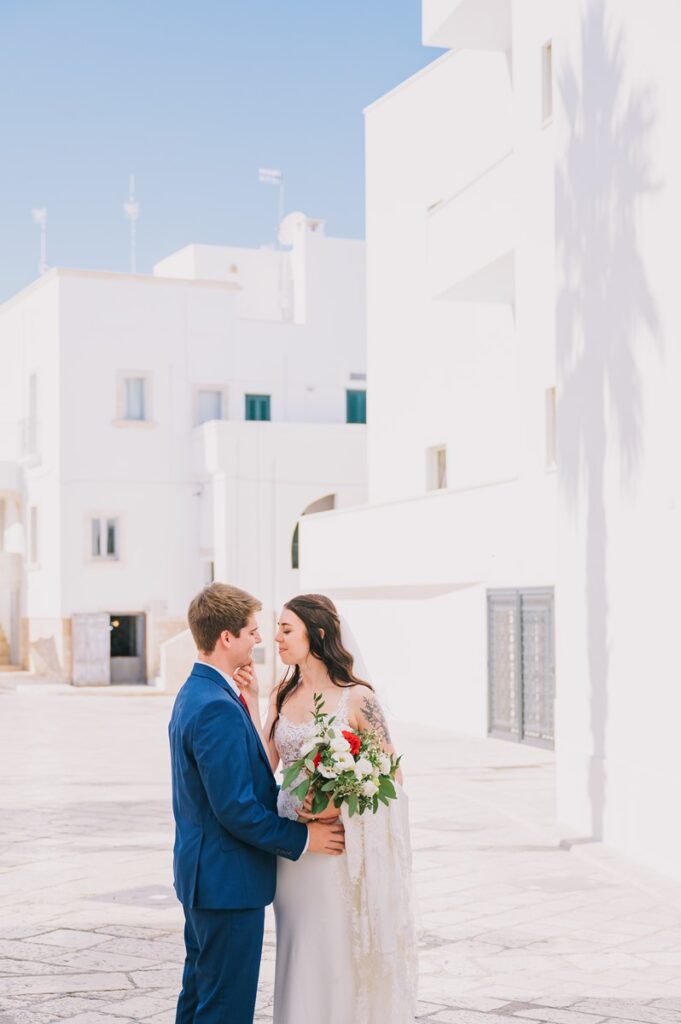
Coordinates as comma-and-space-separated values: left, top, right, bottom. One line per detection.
379, 754, 392, 775
318, 762, 339, 779
354, 756, 373, 779
299, 737, 319, 757
361, 779, 379, 797
334, 751, 356, 771
330, 735, 351, 753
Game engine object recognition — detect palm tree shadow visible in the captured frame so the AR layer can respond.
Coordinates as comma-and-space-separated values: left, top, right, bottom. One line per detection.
556, 1, 661, 839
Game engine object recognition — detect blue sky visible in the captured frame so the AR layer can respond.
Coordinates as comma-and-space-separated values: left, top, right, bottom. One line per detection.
0, 1, 440, 302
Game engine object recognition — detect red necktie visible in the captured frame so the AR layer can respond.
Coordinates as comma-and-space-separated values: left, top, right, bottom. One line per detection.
239, 693, 252, 719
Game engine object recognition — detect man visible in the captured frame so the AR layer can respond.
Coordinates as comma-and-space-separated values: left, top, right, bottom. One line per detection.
169, 583, 344, 1023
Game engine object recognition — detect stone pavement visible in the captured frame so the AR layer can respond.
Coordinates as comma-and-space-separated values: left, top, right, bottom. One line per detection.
1, 681, 681, 1023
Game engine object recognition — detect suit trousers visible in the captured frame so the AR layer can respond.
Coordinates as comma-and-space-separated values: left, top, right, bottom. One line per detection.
175, 905, 265, 1024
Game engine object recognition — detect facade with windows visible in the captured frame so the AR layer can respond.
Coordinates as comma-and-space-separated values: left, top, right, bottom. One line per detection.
0, 213, 367, 684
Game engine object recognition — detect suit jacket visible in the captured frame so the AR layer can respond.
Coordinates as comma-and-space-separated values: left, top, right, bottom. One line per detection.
169, 662, 307, 909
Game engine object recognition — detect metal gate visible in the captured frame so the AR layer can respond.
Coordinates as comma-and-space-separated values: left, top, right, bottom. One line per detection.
487, 588, 555, 748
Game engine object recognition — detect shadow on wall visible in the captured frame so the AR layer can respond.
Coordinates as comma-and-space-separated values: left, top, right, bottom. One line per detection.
556, 1, 661, 839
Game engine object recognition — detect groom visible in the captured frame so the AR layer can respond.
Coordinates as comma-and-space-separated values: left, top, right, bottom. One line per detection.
169, 583, 345, 1023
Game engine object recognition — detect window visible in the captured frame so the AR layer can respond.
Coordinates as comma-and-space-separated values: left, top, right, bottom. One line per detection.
245, 394, 271, 421
346, 389, 366, 424
124, 377, 147, 421
427, 445, 448, 491
91, 517, 119, 560
542, 41, 553, 123
197, 389, 224, 426
545, 387, 557, 468
29, 506, 38, 565
291, 522, 300, 570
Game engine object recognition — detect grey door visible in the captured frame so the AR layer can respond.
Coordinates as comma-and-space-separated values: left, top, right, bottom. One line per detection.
487, 588, 555, 748
72, 613, 111, 686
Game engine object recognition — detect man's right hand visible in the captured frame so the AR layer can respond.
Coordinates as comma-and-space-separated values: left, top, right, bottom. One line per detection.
306, 820, 345, 856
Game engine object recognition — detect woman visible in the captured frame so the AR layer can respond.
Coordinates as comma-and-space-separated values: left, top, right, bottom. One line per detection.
236, 593, 417, 1024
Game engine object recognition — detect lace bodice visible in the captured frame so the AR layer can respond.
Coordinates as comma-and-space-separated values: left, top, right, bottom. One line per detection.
275, 688, 351, 821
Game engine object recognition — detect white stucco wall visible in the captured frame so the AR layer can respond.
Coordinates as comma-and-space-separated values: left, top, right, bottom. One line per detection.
554, 0, 681, 879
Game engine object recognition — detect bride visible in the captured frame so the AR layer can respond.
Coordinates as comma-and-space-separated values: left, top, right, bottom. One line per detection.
235, 593, 417, 1024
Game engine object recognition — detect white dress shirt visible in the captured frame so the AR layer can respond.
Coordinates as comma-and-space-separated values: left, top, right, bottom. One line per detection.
194, 661, 309, 856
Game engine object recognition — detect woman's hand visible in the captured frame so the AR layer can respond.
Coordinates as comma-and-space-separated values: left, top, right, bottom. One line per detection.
297, 788, 341, 823
234, 660, 260, 703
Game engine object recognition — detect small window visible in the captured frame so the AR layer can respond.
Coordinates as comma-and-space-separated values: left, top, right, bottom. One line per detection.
91, 517, 119, 560
427, 446, 448, 491
197, 389, 224, 425
346, 389, 367, 424
245, 394, 271, 421
545, 386, 557, 468
204, 560, 215, 584
542, 41, 553, 123
29, 506, 38, 564
124, 377, 147, 421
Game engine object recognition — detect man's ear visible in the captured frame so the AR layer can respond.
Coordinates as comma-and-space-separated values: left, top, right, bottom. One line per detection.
219, 630, 232, 649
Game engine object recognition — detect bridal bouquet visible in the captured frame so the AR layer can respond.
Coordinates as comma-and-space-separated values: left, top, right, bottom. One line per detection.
282, 692, 401, 817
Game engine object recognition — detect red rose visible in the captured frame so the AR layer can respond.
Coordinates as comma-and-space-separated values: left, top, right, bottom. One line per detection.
313, 751, 322, 767
342, 730, 361, 756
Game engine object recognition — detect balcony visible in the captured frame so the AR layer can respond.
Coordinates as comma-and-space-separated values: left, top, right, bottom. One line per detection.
423, 0, 511, 52
426, 152, 516, 304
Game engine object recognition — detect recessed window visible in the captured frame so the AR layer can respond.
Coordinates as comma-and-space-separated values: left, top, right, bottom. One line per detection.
245, 394, 271, 421
26, 372, 39, 454
291, 522, 300, 570
29, 506, 38, 564
542, 41, 553, 123
197, 389, 224, 426
346, 389, 367, 424
545, 386, 557, 468
427, 445, 448, 491
123, 377, 147, 421
91, 517, 119, 560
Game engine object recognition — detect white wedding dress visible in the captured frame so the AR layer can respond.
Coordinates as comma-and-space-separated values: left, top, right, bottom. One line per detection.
272, 687, 418, 1024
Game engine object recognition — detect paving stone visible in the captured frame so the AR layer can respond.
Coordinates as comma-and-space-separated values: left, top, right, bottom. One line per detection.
0, 973, 133, 997
31, 930, 111, 950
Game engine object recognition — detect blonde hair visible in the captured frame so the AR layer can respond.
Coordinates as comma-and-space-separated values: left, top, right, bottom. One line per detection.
187, 583, 262, 653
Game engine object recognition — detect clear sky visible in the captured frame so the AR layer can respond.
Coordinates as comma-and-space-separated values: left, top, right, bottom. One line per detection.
0, 1, 441, 302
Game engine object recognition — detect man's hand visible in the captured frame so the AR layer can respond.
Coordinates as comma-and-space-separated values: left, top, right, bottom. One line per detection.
306, 820, 345, 856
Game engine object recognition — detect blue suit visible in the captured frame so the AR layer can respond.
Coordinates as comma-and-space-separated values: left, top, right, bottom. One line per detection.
169, 662, 307, 1023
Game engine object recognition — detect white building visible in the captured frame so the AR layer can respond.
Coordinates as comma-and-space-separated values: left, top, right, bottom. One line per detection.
300, 0, 681, 881
0, 213, 367, 685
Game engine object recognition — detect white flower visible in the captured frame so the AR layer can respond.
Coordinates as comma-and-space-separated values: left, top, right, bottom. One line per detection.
330, 735, 351, 753
361, 779, 379, 797
379, 753, 392, 775
354, 756, 373, 779
333, 751, 356, 771
299, 736, 320, 757
318, 762, 339, 779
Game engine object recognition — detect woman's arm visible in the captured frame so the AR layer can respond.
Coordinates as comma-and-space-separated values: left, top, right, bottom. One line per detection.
349, 685, 404, 786
234, 661, 281, 774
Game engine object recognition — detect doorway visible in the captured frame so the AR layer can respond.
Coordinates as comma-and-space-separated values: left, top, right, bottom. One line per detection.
110, 613, 146, 684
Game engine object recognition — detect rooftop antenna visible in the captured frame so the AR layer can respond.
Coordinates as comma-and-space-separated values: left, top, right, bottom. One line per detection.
123, 174, 140, 273
31, 208, 48, 276
258, 167, 284, 246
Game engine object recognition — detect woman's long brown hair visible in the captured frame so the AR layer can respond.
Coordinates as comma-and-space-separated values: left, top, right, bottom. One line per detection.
270, 594, 373, 738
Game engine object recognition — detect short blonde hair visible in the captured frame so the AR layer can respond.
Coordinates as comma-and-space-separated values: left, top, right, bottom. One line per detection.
187, 583, 262, 653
